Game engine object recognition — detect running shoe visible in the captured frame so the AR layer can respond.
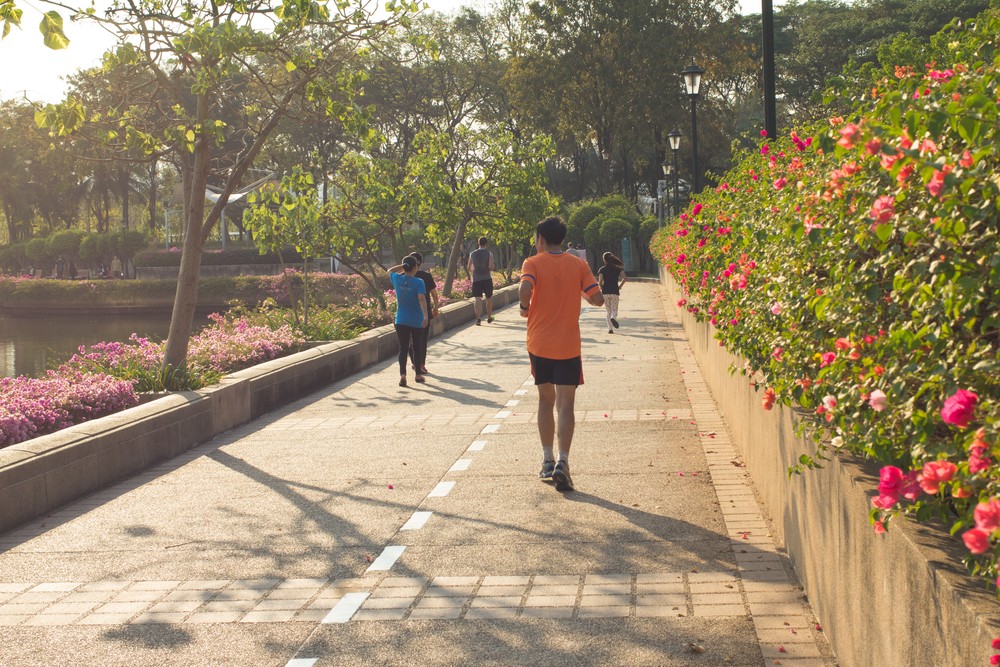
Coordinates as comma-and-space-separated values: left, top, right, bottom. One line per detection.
609, 329, 613, 334
419, 366, 429, 374
476, 319, 482, 325
487, 316, 494, 323
415, 375, 426, 383
539, 460, 555, 480
552, 461, 574, 492
611, 317, 619, 329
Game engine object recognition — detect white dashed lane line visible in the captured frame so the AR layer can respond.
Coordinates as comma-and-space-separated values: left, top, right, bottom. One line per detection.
468, 440, 487, 452
427, 481, 456, 498
401, 511, 433, 531
321, 592, 370, 623
366, 546, 406, 572
449, 459, 472, 472
481, 424, 501, 434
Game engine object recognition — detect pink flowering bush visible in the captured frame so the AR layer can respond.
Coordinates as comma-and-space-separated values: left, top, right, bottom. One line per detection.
652, 13, 1000, 584
0, 371, 138, 447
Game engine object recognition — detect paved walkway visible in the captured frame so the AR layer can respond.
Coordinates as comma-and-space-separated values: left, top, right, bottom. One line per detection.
0, 283, 836, 666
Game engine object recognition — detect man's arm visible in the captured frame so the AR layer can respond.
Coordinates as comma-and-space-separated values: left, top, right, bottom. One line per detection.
430, 288, 440, 315
518, 280, 533, 318
386, 263, 404, 273
489, 252, 495, 271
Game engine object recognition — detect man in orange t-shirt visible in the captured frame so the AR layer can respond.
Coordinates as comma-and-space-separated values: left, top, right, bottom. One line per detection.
519, 216, 604, 492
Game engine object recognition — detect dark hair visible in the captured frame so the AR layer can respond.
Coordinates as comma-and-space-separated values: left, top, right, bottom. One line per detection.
478, 236, 488, 247
603, 252, 624, 268
536, 216, 567, 246
409, 251, 423, 263
402, 256, 417, 271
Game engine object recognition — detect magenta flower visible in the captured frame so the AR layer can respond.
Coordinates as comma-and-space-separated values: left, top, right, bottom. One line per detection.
963, 527, 992, 554
820, 352, 836, 367
941, 389, 978, 428
868, 195, 895, 226
676, 254, 687, 264
770, 302, 782, 315
773, 177, 787, 190
975, 500, 1000, 532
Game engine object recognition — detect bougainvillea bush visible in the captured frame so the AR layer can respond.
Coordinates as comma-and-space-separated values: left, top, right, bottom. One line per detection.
652, 13, 999, 583
0, 372, 139, 447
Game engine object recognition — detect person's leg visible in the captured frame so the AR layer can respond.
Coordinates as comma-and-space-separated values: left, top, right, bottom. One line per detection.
553, 384, 578, 457
486, 296, 494, 320
607, 294, 620, 329
395, 325, 411, 383
536, 382, 556, 453
604, 297, 614, 331
416, 325, 429, 372
414, 327, 428, 380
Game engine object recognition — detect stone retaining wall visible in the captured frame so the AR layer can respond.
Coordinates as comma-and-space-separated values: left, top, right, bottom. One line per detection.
0, 284, 519, 534
660, 269, 1000, 667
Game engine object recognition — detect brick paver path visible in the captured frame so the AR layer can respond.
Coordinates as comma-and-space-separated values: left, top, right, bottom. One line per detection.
0, 282, 836, 666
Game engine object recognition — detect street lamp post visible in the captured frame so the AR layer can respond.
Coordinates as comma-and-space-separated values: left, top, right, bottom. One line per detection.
659, 159, 673, 224
681, 62, 705, 193
667, 128, 682, 215
601, 148, 610, 194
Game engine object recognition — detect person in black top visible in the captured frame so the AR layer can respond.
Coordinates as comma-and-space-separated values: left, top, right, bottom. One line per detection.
597, 252, 626, 333
408, 252, 440, 374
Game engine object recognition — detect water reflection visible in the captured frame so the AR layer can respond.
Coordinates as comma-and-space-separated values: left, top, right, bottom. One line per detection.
0, 313, 209, 379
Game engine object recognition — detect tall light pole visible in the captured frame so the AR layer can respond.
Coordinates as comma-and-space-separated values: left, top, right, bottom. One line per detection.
659, 159, 672, 225
601, 148, 611, 195
762, 0, 777, 140
667, 128, 682, 215
682, 62, 705, 193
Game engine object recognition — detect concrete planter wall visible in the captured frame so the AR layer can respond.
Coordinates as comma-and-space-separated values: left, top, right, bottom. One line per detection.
0, 284, 519, 534
660, 269, 1000, 666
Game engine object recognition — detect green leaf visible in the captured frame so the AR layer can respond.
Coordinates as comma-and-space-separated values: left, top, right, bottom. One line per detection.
285, 60, 297, 72
39, 11, 69, 50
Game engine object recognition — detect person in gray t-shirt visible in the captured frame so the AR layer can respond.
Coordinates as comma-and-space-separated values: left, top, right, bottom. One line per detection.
467, 236, 495, 324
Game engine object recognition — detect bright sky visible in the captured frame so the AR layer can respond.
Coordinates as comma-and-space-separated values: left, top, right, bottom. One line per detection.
0, 0, 780, 104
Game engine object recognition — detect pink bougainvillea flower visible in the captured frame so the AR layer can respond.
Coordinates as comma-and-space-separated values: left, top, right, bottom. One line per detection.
869, 389, 887, 412
975, 499, 1000, 532
773, 177, 787, 190
959, 150, 975, 169
820, 352, 836, 368
941, 389, 978, 427
760, 144, 770, 155
873, 520, 887, 534
770, 302, 782, 315
869, 195, 895, 226
837, 123, 860, 149
822, 395, 837, 411
871, 494, 897, 510
772, 347, 783, 362
691, 203, 703, 216
878, 465, 904, 497
919, 460, 957, 494
760, 129, 768, 137
834, 337, 852, 351
918, 138, 937, 155
926, 165, 952, 198
675, 254, 687, 264
677, 298, 687, 307
962, 527, 992, 554
865, 137, 882, 155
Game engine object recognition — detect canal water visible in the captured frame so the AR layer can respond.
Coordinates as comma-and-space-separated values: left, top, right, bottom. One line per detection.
0, 314, 208, 379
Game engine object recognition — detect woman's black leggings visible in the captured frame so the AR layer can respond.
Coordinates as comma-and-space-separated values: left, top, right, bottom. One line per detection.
395, 324, 424, 375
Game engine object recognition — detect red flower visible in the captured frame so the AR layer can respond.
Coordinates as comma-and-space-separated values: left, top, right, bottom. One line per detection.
962, 527, 991, 554
869, 195, 895, 226
919, 460, 957, 494
837, 123, 860, 149
941, 389, 978, 428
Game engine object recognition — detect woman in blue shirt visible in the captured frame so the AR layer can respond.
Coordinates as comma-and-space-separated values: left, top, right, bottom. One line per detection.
389, 256, 429, 386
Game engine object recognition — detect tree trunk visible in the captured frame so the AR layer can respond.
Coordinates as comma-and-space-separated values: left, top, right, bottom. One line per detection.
441, 216, 469, 296
120, 165, 130, 230
162, 138, 210, 369
148, 158, 158, 232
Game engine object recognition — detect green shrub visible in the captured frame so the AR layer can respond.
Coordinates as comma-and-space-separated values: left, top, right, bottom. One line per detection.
567, 204, 603, 246
652, 10, 1000, 584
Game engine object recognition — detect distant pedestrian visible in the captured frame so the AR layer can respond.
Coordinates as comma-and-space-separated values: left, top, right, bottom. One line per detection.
408, 252, 440, 375
388, 256, 428, 387
519, 216, 604, 492
598, 252, 627, 333
55, 255, 65, 279
110, 256, 123, 279
468, 236, 495, 325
